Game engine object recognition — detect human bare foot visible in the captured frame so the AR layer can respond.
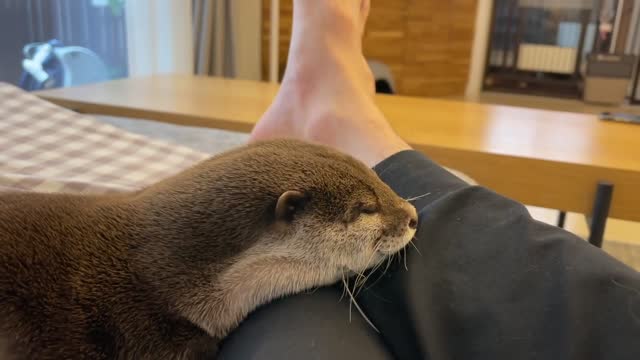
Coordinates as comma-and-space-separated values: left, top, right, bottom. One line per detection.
250, 0, 410, 167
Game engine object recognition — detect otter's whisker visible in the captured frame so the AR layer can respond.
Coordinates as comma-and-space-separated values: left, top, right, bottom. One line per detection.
403, 247, 408, 271
405, 192, 431, 202
353, 271, 366, 293
352, 242, 383, 294
377, 164, 393, 178
354, 242, 383, 291
353, 275, 370, 298
353, 271, 369, 297
341, 273, 353, 322
363, 254, 395, 292
343, 275, 380, 333
408, 238, 422, 256
354, 257, 386, 297
338, 270, 348, 302
305, 286, 321, 295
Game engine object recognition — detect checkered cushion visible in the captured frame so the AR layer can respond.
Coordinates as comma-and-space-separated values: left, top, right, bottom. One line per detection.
0, 83, 209, 194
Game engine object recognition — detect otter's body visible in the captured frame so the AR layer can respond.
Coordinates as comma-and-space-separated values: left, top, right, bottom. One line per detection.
0, 194, 217, 359
0, 140, 417, 359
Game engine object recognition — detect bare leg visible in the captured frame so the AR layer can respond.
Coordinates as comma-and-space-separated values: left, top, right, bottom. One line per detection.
250, 0, 410, 167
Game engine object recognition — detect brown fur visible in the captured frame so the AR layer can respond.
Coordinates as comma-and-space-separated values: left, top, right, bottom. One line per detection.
0, 139, 417, 359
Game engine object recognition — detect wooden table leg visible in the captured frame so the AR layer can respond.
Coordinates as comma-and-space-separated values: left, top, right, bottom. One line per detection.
588, 182, 614, 248
557, 211, 567, 228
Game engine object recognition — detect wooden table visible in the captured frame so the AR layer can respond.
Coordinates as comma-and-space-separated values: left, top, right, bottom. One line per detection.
36, 75, 640, 240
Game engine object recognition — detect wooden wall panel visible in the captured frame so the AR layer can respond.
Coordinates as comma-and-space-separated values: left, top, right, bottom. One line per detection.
262, 0, 477, 97
363, 0, 409, 89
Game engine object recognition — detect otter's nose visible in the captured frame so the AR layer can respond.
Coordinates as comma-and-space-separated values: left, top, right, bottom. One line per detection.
408, 215, 418, 229
405, 204, 418, 229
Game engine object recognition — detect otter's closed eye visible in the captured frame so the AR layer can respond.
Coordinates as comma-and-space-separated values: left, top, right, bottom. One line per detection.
359, 202, 379, 214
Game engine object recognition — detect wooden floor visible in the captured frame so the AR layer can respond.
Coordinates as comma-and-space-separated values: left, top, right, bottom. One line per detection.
527, 206, 640, 271
471, 92, 640, 271
602, 242, 640, 270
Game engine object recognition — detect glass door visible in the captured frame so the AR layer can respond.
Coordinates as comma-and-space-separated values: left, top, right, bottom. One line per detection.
484, 0, 598, 98
0, 0, 128, 90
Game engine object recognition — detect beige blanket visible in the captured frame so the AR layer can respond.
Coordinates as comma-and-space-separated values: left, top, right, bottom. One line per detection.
0, 83, 208, 194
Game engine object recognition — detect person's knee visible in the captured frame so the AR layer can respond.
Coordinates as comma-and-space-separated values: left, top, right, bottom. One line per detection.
218, 287, 393, 360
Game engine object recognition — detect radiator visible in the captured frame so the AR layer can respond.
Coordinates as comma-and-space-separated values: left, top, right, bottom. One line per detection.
517, 44, 577, 74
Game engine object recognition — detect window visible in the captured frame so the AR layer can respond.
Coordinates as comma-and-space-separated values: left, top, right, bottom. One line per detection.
0, 0, 128, 90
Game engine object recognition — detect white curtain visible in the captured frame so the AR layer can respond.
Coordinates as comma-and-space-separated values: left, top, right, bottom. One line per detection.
125, 0, 194, 76
192, 0, 262, 80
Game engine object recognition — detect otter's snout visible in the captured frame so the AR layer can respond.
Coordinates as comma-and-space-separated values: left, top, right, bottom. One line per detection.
406, 204, 418, 230
382, 201, 418, 237
376, 201, 418, 254
395, 200, 418, 231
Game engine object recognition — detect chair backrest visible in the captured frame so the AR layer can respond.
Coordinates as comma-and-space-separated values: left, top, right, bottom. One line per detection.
53, 46, 110, 87
367, 59, 396, 94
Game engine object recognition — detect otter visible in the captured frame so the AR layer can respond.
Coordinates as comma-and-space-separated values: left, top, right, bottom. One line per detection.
0, 139, 418, 359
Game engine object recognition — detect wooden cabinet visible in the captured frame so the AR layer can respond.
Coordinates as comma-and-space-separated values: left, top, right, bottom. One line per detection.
261, 0, 478, 97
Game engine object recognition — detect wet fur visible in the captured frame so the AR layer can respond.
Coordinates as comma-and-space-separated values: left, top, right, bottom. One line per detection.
0, 139, 416, 359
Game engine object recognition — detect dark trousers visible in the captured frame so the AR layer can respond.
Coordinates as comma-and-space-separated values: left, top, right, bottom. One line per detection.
219, 151, 640, 360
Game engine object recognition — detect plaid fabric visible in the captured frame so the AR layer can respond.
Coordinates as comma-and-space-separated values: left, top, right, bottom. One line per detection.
0, 82, 209, 194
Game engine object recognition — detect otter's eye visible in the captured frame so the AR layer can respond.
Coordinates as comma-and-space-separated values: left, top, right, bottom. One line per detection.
359, 202, 378, 215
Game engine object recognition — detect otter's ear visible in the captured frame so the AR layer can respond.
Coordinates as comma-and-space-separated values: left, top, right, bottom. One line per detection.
275, 190, 307, 222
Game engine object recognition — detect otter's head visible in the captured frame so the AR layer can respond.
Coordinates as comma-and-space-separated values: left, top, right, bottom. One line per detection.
233, 139, 417, 279
150, 139, 417, 337
266, 151, 418, 276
